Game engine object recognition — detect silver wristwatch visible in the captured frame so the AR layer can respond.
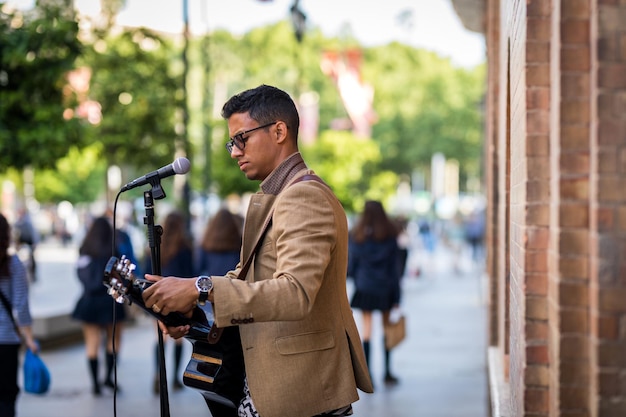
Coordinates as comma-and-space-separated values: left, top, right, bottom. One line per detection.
195, 275, 213, 306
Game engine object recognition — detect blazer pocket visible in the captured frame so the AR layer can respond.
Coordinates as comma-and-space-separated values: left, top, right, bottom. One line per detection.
275, 330, 335, 355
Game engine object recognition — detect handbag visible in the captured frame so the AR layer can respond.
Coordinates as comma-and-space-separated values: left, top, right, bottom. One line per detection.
0, 289, 51, 394
23, 348, 51, 394
384, 309, 406, 350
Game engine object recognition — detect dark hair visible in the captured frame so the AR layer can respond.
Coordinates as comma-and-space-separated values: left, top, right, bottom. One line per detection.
0, 213, 10, 277
79, 216, 114, 259
160, 210, 193, 265
200, 208, 243, 252
221, 84, 300, 143
350, 200, 399, 243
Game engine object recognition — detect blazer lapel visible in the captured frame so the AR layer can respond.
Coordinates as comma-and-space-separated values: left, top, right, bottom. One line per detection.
241, 193, 276, 272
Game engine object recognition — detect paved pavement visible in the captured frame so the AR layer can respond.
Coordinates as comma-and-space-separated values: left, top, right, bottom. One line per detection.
17, 239, 488, 417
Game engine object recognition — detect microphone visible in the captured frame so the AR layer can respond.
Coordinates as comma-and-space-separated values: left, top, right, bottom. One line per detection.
120, 157, 191, 192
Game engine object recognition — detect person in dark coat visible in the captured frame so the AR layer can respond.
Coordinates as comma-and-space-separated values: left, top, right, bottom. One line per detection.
193, 207, 243, 417
142, 210, 195, 394
72, 216, 127, 395
195, 208, 242, 278
348, 200, 401, 385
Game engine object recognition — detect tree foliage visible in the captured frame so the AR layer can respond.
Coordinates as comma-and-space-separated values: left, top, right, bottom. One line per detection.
1, 10, 485, 212
83, 27, 183, 176
0, 3, 84, 170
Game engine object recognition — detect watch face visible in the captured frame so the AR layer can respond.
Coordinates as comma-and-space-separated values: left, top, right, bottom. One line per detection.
197, 276, 212, 291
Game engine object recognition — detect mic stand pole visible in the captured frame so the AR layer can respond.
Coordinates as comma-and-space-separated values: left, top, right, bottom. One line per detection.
144, 188, 170, 417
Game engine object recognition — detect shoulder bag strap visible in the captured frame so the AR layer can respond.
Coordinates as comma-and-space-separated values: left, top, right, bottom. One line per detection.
0, 290, 22, 340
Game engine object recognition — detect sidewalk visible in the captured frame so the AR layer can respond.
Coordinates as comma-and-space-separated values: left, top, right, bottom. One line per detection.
18, 240, 488, 417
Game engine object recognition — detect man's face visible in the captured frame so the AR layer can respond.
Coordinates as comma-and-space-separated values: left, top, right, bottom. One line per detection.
227, 112, 278, 181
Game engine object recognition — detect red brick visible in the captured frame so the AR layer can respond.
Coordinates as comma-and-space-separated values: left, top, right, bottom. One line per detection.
560, 204, 589, 228
559, 257, 589, 280
526, 364, 549, 386
560, 282, 589, 307
561, 335, 589, 359
527, 296, 549, 320
562, 0, 591, 18
598, 64, 626, 88
560, 178, 589, 200
527, 87, 550, 109
561, 20, 590, 44
526, 321, 549, 339
561, 46, 591, 71
561, 309, 589, 333
526, 273, 548, 295
528, 17, 551, 42
598, 341, 626, 366
562, 73, 590, 97
527, 63, 550, 86
598, 314, 619, 339
560, 125, 590, 150
561, 100, 591, 123
525, 387, 549, 413
599, 287, 626, 313
598, 177, 626, 202
560, 152, 590, 175
527, 344, 549, 365
560, 386, 590, 409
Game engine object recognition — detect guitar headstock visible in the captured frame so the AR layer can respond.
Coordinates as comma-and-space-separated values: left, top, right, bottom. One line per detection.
104, 255, 143, 304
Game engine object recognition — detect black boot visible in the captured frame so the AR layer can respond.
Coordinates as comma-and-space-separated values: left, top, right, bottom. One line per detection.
383, 343, 399, 385
362, 340, 374, 385
88, 358, 101, 395
172, 343, 183, 390
104, 352, 120, 392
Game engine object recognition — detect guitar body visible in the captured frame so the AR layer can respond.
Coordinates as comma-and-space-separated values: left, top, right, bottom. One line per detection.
104, 256, 245, 409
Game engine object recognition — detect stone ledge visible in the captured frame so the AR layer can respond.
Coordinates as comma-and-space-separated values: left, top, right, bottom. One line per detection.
33, 313, 83, 349
488, 346, 511, 417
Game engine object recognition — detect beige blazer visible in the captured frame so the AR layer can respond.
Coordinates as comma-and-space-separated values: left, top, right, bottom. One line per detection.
212, 170, 373, 417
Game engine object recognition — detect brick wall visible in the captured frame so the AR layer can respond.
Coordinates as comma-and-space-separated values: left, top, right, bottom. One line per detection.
484, 0, 626, 416
595, 1, 626, 415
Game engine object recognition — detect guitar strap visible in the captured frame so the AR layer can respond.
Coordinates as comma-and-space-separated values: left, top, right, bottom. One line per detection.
206, 174, 326, 344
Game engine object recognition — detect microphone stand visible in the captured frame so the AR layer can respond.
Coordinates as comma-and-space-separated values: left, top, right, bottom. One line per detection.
143, 186, 170, 417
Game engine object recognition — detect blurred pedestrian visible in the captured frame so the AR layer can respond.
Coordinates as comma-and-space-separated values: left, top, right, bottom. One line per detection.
193, 207, 243, 417
142, 210, 195, 394
71, 216, 126, 396
195, 208, 242, 278
14, 208, 39, 283
464, 209, 485, 262
0, 213, 39, 417
348, 200, 402, 386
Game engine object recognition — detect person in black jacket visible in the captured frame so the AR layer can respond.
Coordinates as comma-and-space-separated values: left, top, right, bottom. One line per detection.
72, 216, 127, 395
348, 200, 401, 386
143, 210, 195, 394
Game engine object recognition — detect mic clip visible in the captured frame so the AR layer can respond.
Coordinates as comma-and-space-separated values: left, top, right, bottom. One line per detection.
144, 171, 166, 200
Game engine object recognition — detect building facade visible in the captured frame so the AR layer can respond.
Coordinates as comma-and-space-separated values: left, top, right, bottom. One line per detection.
454, 0, 626, 416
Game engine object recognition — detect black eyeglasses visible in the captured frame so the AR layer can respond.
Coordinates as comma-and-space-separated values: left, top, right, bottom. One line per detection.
225, 121, 277, 153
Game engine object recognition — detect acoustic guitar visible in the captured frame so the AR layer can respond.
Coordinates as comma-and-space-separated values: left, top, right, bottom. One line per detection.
103, 255, 245, 409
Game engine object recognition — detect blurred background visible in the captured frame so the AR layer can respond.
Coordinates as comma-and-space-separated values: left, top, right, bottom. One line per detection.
0, 0, 486, 245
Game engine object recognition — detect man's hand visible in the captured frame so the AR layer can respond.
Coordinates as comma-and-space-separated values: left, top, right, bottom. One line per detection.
157, 320, 190, 339
143, 274, 198, 316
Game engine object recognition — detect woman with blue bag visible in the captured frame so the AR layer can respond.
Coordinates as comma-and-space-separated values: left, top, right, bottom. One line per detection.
0, 213, 41, 417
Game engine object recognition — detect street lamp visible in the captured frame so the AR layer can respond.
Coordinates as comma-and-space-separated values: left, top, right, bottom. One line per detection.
290, 0, 306, 42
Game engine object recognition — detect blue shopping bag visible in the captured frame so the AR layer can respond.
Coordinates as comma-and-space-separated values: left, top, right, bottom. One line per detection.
23, 348, 50, 394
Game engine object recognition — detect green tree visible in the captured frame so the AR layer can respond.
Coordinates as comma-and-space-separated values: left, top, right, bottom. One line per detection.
301, 130, 398, 212
0, 3, 84, 170
363, 42, 485, 187
83, 28, 183, 175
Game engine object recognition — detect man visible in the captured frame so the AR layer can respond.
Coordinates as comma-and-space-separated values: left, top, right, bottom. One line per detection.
143, 84, 373, 417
